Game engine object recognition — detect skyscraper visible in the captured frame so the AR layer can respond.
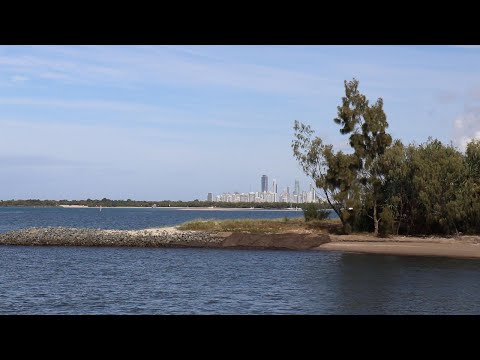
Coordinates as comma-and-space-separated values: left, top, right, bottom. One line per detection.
261, 175, 268, 193
207, 193, 213, 202
295, 179, 300, 203
272, 179, 277, 202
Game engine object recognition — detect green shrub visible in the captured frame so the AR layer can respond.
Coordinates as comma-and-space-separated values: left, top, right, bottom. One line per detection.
303, 203, 329, 222
379, 207, 395, 237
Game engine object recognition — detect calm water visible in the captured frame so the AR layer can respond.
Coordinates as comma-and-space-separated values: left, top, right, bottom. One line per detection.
1, 207, 479, 314
0, 206, 307, 233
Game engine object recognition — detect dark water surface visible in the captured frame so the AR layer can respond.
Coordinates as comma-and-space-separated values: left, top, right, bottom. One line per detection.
1, 207, 479, 314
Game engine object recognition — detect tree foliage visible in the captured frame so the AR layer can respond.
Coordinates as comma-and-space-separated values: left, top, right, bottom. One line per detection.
303, 203, 329, 222
294, 78, 392, 235
292, 122, 358, 228
293, 78, 480, 236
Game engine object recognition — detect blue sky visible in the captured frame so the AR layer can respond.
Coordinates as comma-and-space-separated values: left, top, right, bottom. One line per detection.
1, 45, 480, 200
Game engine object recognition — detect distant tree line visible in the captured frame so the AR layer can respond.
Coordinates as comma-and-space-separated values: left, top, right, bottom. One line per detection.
0, 198, 330, 210
293, 78, 480, 236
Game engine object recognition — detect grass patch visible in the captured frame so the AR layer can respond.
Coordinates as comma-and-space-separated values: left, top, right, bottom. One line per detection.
177, 218, 341, 234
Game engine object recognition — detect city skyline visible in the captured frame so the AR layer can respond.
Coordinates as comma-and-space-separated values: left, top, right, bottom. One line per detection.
209, 174, 318, 203
1, 46, 479, 200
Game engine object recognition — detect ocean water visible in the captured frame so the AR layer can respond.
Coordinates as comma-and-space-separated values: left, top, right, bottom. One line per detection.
1, 207, 479, 314
0, 206, 308, 233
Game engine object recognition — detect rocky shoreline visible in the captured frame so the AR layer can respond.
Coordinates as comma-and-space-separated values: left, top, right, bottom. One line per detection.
0, 227, 330, 250
3, 227, 480, 259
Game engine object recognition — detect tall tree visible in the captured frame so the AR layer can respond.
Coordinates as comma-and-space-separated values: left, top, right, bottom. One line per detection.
333, 79, 392, 236
292, 121, 360, 230
293, 78, 393, 235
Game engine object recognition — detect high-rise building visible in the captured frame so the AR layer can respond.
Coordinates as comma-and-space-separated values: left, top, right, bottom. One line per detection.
309, 183, 316, 203
294, 179, 300, 203
261, 175, 268, 193
272, 179, 277, 202
207, 193, 213, 202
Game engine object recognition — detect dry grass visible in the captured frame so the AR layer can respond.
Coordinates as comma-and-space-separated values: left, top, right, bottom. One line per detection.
177, 218, 342, 234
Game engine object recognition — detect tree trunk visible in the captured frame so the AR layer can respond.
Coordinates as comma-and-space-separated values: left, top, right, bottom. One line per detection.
324, 190, 345, 226
373, 199, 379, 237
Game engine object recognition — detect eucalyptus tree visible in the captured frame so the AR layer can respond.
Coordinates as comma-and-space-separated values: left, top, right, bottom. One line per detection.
293, 78, 392, 236
292, 121, 359, 229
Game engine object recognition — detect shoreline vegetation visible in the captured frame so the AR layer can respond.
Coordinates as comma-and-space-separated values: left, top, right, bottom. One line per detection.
2, 219, 480, 260
292, 78, 480, 237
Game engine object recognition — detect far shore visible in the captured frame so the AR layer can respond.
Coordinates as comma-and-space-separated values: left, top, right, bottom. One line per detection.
57, 206, 304, 211
177, 207, 303, 211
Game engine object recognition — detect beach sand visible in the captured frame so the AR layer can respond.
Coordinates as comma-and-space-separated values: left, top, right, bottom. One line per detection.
317, 234, 480, 259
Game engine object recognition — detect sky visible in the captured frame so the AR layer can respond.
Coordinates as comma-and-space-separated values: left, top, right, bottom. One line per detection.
1, 45, 480, 201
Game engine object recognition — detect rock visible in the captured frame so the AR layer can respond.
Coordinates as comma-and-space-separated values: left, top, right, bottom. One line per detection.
0, 227, 330, 251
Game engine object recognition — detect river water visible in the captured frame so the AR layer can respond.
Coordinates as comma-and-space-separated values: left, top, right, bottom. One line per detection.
1, 207, 479, 314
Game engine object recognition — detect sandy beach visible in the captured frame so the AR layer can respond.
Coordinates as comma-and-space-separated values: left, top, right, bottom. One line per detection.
317, 234, 480, 259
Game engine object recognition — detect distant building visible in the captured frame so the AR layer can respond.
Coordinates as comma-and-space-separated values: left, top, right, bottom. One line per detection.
261, 175, 268, 193
272, 179, 277, 202
212, 175, 313, 204
294, 179, 300, 203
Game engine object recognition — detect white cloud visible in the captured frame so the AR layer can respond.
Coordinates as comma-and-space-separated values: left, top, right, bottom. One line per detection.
0, 97, 159, 112
0, 96, 276, 132
0, 46, 335, 97
453, 111, 480, 151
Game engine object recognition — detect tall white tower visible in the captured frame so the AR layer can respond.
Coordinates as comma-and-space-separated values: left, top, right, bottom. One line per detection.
294, 179, 300, 203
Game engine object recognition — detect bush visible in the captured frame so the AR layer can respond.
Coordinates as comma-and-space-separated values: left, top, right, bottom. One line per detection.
379, 207, 395, 237
303, 203, 329, 222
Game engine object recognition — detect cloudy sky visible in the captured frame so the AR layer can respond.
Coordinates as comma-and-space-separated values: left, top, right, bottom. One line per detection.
1, 45, 479, 200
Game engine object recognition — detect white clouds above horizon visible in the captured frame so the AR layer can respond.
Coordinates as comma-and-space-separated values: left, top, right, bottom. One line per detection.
453, 110, 480, 151
0, 46, 337, 97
